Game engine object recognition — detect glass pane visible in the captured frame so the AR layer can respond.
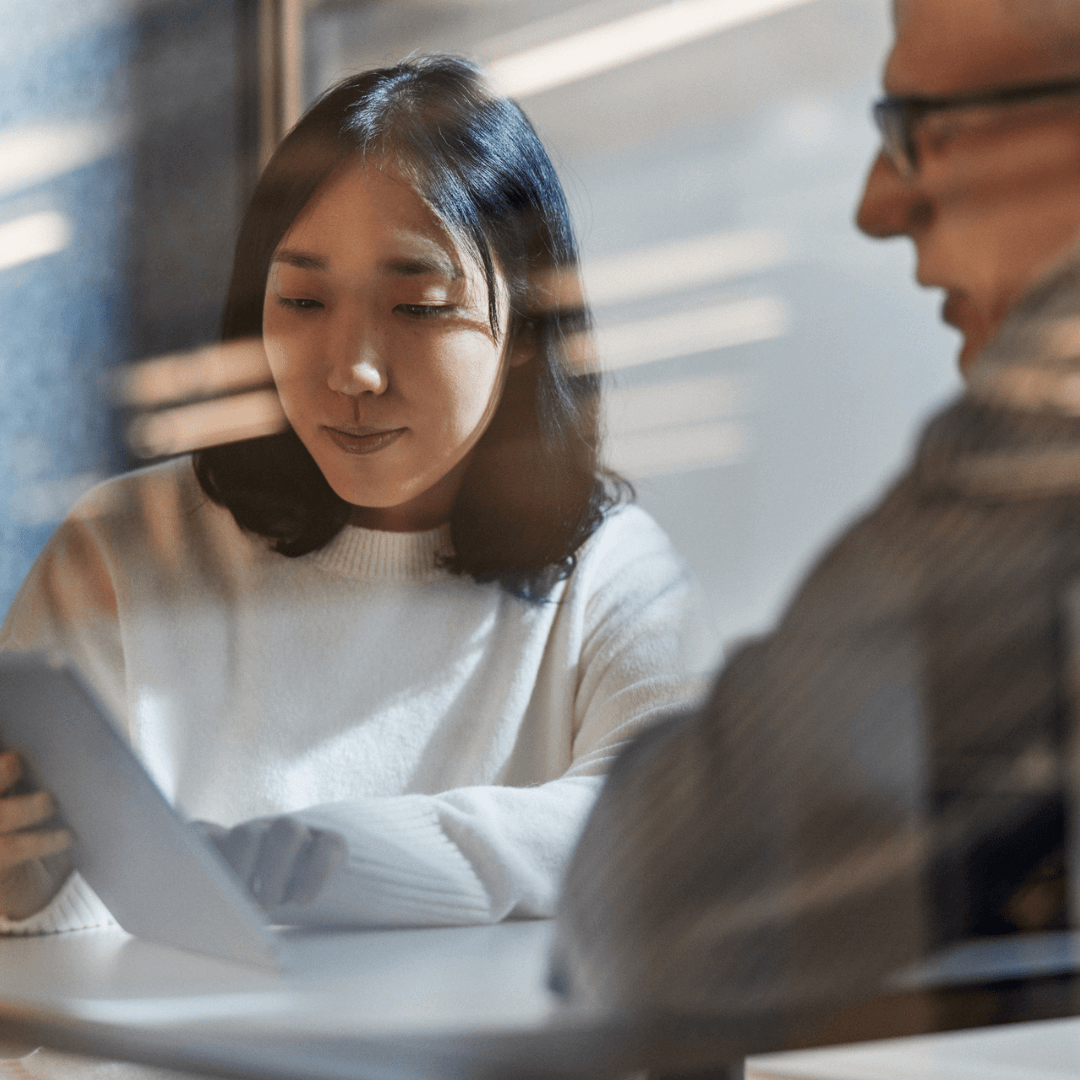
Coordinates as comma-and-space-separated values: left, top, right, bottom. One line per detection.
301, 0, 962, 651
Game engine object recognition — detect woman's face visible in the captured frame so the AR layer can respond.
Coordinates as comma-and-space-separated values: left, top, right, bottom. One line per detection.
263, 158, 523, 531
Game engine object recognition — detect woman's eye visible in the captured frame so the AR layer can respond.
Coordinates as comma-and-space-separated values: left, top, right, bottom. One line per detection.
278, 296, 323, 311
396, 303, 452, 319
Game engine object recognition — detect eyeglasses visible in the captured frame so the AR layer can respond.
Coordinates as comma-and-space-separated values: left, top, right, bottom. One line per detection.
873, 77, 1080, 179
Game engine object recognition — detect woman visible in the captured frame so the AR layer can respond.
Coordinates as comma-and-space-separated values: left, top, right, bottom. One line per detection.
0, 56, 709, 934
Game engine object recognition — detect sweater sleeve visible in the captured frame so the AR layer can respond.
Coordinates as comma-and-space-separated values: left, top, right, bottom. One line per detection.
273, 509, 714, 927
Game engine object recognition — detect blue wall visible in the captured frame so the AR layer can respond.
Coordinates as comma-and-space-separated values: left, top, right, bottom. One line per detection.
1, 0, 257, 615
1, 4, 133, 614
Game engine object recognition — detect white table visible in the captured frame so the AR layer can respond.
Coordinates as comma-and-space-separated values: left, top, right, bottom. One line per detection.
6, 923, 1080, 1080
748, 1016, 1080, 1080
0, 920, 644, 1080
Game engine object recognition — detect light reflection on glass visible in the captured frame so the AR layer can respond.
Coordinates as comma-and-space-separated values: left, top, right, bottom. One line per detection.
118, 338, 286, 459
487, 0, 822, 99
0, 211, 71, 272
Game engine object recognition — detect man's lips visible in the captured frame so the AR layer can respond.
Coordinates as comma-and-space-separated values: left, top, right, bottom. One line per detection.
323, 425, 406, 455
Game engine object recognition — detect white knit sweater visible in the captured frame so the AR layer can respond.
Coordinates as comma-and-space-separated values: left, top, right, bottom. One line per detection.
0, 458, 711, 934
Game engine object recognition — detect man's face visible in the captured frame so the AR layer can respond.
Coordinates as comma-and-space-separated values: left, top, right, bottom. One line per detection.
856, 0, 1080, 372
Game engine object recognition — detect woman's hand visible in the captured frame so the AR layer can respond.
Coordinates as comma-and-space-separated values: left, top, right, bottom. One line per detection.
0, 751, 73, 920
196, 816, 345, 912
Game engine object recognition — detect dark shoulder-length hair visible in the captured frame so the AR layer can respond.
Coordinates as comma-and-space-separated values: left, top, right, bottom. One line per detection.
193, 54, 628, 599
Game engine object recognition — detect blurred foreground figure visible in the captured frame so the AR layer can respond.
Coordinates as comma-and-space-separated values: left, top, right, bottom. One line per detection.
554, 0, 1080, 1023
553, 250, 1080, 1018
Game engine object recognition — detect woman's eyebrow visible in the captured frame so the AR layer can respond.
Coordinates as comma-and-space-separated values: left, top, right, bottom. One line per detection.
381, 254, 462, 279
271, 248, 461, 279
273, 248, 328, 271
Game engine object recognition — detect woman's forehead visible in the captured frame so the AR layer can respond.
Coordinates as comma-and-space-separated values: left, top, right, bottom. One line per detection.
273, 158, 504, 302
283, 160, 456, 261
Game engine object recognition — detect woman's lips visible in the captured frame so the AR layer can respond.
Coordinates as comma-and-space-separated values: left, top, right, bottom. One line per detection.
324, 425, 406, 455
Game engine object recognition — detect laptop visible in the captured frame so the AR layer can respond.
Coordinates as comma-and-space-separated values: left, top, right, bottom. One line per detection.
0, 651, 280, 970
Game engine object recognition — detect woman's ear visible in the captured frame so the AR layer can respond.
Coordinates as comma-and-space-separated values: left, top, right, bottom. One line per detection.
507, 319, 537, 369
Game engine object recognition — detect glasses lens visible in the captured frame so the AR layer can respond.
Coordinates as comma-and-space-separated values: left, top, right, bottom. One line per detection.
873, 100, 915, 177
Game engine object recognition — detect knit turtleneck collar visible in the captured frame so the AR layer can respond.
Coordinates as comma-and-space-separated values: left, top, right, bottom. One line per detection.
310, 522, 453, 580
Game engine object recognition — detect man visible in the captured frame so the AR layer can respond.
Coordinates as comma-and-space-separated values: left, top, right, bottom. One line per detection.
858, 0, 1080, 373
551, 0, 1080, 1032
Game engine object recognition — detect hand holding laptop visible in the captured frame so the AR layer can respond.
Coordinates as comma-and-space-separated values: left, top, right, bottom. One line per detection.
0, 751, 73, 919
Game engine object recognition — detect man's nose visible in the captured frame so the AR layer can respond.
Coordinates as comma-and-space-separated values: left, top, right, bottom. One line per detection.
856, 151, 931, 239
327, 333, 388, 397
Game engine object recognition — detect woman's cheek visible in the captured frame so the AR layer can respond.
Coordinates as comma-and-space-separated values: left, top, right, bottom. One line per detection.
264, 332, 302, 387
459, 345, 507, 434
439, 331, 504, 403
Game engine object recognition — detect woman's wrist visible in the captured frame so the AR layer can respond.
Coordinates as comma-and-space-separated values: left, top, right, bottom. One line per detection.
0, 849, 74, 921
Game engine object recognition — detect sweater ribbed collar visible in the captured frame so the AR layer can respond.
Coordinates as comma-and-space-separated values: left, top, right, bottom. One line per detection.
311, 522, 453, 580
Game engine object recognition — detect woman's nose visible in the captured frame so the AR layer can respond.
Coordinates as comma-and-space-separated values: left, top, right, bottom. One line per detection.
327, 337, 388, 397
856, 151, 932, 240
